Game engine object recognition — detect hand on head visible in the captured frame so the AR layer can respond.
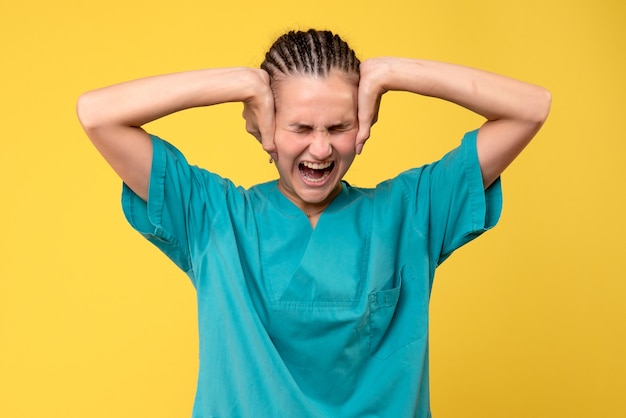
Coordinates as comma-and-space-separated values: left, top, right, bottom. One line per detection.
242, 68, 277, 162
244, 62, 385, 160
356, 58, 388, 155
253, 30, 363, 162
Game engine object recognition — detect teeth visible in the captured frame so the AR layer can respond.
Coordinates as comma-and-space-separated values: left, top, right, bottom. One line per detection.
302, 161, 332, 170
302, 170, 331, 183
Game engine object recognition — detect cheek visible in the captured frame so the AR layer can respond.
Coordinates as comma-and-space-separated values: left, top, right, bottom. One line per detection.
273, 132, 298, 155
335, 133, 358, 158
273, 133, 304, 174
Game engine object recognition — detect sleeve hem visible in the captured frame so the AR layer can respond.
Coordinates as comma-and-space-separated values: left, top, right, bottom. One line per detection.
121, 135, 168, 238
120, 135, 191, 273
438, 130, 503, 264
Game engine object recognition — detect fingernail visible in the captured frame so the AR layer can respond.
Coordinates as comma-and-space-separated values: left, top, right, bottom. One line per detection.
355, 144, 363, 155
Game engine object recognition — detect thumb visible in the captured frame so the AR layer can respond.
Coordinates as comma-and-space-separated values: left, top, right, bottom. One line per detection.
260, 125, 277, 162
261, 136, 277, 162
355, 124, 371, 155
356, 85, 381, 155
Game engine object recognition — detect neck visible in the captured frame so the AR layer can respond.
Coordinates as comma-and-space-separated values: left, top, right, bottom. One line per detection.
277, 180, 342, 219
305, 206, 326, 218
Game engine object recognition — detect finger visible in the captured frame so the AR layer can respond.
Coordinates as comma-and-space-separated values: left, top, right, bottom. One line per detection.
258, 115, 276, 160
258, 90, 277, 160
356, 97, 376, 155
356, 88, 382, 155
242, 107, 259, 140
355, 123, 370, 155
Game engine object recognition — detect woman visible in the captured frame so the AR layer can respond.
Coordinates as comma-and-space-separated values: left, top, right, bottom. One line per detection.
77, 29, 550, 417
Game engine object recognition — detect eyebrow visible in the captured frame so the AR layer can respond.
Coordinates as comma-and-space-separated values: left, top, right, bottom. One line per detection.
329, 122, 353, 129
288, 122, 353, 130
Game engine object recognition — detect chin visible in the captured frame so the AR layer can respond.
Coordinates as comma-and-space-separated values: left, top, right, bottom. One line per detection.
298, 183, 341, 204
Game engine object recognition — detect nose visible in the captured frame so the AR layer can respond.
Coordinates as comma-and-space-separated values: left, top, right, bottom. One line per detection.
308, 130, 333, 160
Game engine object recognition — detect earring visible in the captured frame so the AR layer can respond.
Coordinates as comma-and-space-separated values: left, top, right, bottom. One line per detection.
269, 156, 274, 164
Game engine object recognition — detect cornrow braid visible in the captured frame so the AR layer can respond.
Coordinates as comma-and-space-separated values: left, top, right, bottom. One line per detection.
261, 29, 360, 81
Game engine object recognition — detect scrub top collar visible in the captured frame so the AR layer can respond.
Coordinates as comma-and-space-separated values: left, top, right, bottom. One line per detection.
262, 179, 353, 220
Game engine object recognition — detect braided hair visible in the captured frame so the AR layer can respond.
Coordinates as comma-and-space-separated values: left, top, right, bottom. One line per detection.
261, 29, 360, 84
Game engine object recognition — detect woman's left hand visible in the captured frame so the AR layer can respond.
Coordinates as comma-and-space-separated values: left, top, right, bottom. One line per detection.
355, 58, 390, 154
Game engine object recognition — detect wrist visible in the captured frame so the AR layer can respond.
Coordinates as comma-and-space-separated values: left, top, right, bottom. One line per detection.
360, 58, 392, 93
239, 68, 272, 104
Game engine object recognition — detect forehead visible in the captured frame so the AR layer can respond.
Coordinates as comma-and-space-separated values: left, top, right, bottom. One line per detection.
274, 72, 357, 122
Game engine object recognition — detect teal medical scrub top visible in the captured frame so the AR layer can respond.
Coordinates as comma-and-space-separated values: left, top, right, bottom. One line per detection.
122, 130, 502, 417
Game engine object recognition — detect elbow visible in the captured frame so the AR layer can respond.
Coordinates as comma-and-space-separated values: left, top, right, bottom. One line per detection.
76, 91, 99, 132
532, 87, 552, 126
76, 90, 114, 134
514, 87, 551, 134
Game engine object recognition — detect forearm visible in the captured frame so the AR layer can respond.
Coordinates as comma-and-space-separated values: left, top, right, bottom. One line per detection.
77, 67, 267, 130
364, 57, 551, 125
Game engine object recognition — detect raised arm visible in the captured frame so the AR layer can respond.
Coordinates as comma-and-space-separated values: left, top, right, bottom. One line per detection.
76, 67, 275, 200
356, 57, 551, 188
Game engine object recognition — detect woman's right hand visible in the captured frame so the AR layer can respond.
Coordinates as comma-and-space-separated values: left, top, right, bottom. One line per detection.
241, 69, 277, 161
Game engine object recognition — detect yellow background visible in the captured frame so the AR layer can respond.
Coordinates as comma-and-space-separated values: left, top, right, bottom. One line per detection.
1, 0, 625, 417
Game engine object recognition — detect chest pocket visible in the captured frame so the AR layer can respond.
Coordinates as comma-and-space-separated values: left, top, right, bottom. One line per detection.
368, 265, 429, 360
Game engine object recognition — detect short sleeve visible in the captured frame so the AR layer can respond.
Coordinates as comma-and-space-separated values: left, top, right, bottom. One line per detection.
418, 130, 502, 266
121, 135, 235, 277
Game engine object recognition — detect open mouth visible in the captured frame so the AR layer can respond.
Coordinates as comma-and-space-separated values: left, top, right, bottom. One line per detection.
299, 161, 335, 183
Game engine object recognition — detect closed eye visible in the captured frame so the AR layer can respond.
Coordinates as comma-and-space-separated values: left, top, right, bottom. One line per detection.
329, 123, 353, 133
287, 123, 354, 134
288, 124, 313, 134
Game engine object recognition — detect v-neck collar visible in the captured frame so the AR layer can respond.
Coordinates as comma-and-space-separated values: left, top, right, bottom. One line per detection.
262, 180, 352, 224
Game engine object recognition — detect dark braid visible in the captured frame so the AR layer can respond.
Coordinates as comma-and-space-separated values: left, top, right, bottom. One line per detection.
309, 31, 325, 73
261, 29, 360, 82
294, 32, 314, 73
324, 31, 336, 72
